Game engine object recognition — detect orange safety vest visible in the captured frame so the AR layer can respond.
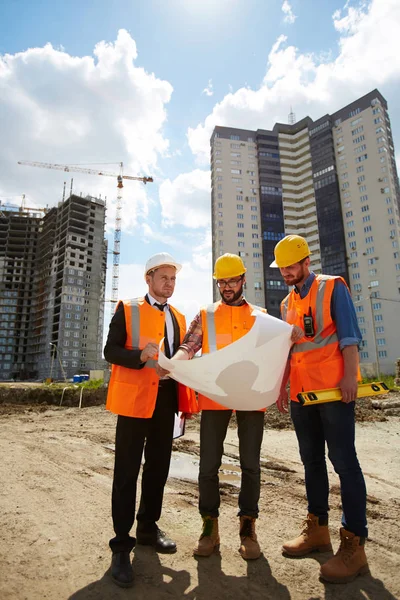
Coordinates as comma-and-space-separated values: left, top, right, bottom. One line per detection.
198, 301, 267, 411
106, 298, 197, 418
281, 274, 359, 402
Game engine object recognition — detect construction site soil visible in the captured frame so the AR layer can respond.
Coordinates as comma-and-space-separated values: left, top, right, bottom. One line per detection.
1, 392, 399, 600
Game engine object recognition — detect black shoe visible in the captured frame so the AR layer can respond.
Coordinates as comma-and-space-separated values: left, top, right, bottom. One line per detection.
110, 551, 134, 588
136, 526, 177, 554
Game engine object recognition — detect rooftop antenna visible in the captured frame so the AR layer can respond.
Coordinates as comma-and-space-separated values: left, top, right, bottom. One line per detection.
62, 181, 66, 202
70, 178, 73, 198
288, 106, 296, 125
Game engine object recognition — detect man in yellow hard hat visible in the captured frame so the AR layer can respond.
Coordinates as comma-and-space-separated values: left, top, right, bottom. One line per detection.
165, 253, 299, 561
272, 235, 368, 584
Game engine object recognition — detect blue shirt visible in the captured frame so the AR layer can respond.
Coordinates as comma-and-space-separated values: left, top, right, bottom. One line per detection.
294, 272, 362, 350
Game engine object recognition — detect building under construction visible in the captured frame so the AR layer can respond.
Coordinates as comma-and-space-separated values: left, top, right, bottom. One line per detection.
0, 194, 107, 381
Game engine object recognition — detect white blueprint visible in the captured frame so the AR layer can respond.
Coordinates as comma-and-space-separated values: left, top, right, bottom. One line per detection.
158, 311, 292, 410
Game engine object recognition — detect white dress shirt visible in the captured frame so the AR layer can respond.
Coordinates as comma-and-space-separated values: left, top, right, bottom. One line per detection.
147, 293, 175, 354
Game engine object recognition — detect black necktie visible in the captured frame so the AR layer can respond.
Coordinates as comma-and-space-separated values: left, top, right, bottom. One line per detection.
154, 303, 171, 358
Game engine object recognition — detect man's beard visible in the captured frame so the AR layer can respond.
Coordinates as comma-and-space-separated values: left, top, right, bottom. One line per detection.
220, 283, 244, 305
283, 265, 306, 287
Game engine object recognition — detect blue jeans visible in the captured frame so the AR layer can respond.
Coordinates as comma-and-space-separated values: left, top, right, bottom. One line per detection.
290, 400, 368, 538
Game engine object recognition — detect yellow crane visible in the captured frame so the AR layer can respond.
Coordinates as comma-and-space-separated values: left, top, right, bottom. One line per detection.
18, 160, 153, 304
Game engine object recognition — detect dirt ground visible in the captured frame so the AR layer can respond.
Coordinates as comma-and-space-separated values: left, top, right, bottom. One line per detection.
1, 396, 399, 600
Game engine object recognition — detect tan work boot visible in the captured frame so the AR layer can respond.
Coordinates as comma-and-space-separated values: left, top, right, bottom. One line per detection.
282, 513, 332, 556
193, 516, 220, 557
320, 528, 369, 583
239, 516, 261, 560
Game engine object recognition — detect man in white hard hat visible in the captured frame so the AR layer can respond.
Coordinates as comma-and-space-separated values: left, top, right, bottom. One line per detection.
104, 252, 196, 588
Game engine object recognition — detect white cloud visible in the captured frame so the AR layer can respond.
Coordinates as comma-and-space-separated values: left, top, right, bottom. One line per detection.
140, 222, 184, 248
0, 29, 173, 230
202, 79, 214, 96
187, 0, 400, 164
159, 169, 211, 229
282, 0, 297, 24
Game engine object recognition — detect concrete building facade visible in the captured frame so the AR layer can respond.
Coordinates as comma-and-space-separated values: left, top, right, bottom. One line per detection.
0, 194, 107, 381
211, 89, 400, 374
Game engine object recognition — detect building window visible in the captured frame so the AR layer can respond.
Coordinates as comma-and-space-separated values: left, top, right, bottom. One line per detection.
237, 213, 244, 219
237, 232, 245, 238
378, 350, 387, 358
355, 154, 368, 163
360, 351, 369, 359
355, 144, 367, 154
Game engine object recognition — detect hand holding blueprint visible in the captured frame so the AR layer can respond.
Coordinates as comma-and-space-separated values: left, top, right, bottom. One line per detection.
159, 311, 292, 410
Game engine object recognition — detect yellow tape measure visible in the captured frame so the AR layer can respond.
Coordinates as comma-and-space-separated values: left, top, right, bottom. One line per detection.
297, 381, 389, 406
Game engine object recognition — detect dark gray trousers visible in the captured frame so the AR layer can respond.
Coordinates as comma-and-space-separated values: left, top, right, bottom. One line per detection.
199, 409, 265, 518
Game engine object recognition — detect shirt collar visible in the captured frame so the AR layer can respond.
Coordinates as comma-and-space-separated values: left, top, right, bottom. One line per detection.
147, 293, 169, 309
294, 272, 316, 298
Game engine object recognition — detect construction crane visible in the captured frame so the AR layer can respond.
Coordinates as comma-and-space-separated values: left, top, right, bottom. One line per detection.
18, 161, 153, 304
0, 194, 47, 216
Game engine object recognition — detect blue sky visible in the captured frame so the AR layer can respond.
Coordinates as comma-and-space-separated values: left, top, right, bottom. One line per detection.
1, 0, 399, 328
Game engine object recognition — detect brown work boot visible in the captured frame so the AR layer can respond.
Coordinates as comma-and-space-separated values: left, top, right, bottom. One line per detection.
320, 528, 369, 583
193, 516, 220, 557
282, 513, 332, 556
239, 516, 261, 560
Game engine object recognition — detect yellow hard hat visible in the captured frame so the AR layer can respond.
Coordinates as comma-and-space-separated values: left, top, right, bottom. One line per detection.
270, 235, 311, 268
213, 253, 247, 279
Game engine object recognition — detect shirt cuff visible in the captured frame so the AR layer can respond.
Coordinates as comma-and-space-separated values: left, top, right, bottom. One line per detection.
339, 337, 362, 351
177, 344, 195, 359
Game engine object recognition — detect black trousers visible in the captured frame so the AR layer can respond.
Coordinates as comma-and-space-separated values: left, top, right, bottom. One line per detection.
109, 381, 177, 553
199, 410, 265, 519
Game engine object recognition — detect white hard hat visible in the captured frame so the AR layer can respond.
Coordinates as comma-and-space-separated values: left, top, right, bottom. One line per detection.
145, 252, 182, 276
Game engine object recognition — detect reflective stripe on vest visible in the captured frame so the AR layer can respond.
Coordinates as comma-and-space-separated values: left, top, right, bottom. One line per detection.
127, 298, 157, 371
291, 275, 338, 353
129, 299, 140, 347
281, 295, 289, 321
205, 303, 218, 353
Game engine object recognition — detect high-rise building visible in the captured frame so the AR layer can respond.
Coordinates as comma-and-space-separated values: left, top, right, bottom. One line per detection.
211, 89, 400, 374
0, 194, 107, 381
